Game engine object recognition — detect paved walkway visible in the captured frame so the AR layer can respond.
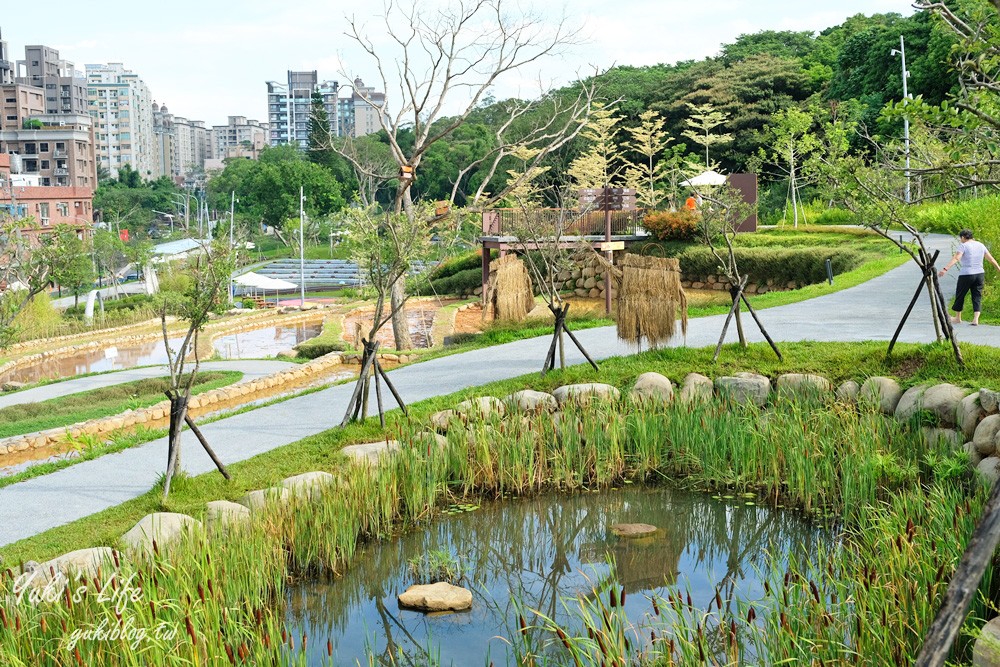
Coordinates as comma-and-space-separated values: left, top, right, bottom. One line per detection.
0, 360, 297, 411
2, 233, 999, 548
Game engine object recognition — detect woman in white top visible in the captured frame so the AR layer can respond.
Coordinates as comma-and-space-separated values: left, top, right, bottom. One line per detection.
938, 229, 1000, 325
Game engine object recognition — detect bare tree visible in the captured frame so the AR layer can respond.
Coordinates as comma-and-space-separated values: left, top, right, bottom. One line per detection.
159, 240, 238, 499
327, 0, 587, 351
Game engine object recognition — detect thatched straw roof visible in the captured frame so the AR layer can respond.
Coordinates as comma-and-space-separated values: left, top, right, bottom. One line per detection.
617, 254, 687, 347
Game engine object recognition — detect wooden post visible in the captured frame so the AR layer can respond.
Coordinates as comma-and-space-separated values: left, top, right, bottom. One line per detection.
604, 191, 612, 315
184, 415, 230, 479
739, 294, 782, 361
886, 273, 929, 360
714, 277, 748, 362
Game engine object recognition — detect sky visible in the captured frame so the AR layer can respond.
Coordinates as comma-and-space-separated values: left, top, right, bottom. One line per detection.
1, 0, 917, 127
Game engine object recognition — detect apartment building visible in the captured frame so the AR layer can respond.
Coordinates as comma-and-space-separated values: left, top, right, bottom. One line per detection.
172, 116, 210, 178
211, 115, 267, 159
0, 29, 12, 85
16, 44, 88, 116
85, 63, 155, 179
0, 153, 93, 241
343, 78, 386, 138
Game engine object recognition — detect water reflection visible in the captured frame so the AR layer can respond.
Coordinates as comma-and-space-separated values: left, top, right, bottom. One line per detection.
285, 487, 833, 666
212, 322, 322, 360
0, 337, 185, 384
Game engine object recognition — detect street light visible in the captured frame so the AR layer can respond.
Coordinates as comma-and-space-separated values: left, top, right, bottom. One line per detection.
890, 35, 912, 203
151, 210, 175, 235
299, 187, 306, 308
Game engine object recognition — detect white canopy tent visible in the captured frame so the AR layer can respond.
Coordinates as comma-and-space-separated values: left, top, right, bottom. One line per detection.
681, 170, 728, 187
232, 272, 297, 307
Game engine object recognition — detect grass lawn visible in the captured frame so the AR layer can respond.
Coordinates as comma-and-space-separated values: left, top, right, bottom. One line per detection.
0, 371, 242, 440
1, 338, 992, 566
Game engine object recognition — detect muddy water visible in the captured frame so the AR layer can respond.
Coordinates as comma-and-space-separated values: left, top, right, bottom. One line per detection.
343, 307, 437, 349
0, 337, 185, 385
212, 322, 323, 360
2, 322, 324, 385
285, 487, 834, 666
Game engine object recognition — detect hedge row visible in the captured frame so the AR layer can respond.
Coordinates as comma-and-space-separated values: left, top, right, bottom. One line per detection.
64, 294, 155, 317
675, 246, 871, 286
414, 267, 482, 296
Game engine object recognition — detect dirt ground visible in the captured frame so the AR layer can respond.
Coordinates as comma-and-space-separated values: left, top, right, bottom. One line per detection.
342, 306, 439, 349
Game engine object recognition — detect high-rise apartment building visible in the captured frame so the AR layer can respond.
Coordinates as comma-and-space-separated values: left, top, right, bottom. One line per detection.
211, 115, 267, 159
172, 116, 210, 178
152, 102, 174, 179
343, 78, 386, 138
267, 71, 337, 148
1, 82, 97, 188
16, 45, 88, 115
85, 63, 155, 179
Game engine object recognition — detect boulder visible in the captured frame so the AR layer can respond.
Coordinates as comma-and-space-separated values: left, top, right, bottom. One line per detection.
921, 383, 970, 428
504, 390, 558, 414
775, 373, 832, 401
959, 392, 987, 440
552, 383, 621, 408
429, 410, 462, 434
454, 396, 505, 420
205, 500, 252, 529
714, 373, 771, 408
2, 381, 26, 392
281, 471, 336, 500
411, 431, 449, 452
122, 513, 202, 556
340, 440, 401, 465
966, 442, 986, 468
859, 377, 903, 415
397, 582, 473, 612
680, 373, 713, 403
921, 427, 962, 449
240, 488, 293, 511
982, 389, 1000, 415
611, 523, 658, 538
630, 373, 674, 403
894, 385, 930, 423
977, 457, 1000, 486
974, 616, 1000, 667
974, 415, 1000, 456
31, 547, 118, 586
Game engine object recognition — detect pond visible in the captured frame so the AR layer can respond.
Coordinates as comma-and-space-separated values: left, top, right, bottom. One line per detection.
285, 487, 834, 665
1, 322, 324, 384
212, 321, 322, 359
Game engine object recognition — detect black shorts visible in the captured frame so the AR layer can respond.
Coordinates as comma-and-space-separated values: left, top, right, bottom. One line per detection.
953, 272, 985, 312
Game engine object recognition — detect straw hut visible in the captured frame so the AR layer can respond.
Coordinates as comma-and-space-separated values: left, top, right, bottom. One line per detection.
483, 254, 534, 322
617, 254, 687, 347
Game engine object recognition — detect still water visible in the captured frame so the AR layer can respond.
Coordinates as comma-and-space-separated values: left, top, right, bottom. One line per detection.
285, 487, 833, 666
2, 323, 323, 384
212, 322, 323, 359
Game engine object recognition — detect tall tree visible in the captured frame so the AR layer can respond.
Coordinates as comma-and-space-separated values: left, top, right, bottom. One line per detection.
682, 102, 733, 167
623, 110, 672, 210
335, 0, 589, 350
755, 106, 820, 227
49, 227, 95, 307
568, 103, 624, 188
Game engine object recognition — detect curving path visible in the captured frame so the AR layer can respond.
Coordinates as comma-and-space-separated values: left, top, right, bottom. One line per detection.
0, 360, 298, 411
1, 233, 999, 548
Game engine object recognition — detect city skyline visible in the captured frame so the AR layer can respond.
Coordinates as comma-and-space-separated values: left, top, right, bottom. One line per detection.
3, 0, 915, 127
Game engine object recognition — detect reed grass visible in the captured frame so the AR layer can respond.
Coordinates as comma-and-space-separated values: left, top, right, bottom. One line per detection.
0, 386, 990, 665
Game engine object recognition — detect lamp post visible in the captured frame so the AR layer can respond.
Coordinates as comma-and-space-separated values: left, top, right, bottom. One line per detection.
299, 186, 306, 308
890, 35, 912, 203
228, 191, 237, 304
152, 210, 175, 235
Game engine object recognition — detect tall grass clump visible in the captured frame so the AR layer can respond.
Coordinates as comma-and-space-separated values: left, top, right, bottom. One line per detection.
0, 389, 991, 665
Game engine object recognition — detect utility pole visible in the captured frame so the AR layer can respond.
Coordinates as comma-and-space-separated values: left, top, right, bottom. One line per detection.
299, 186, 306, 308
228, 191, 236, 304
891, 36, 912, 203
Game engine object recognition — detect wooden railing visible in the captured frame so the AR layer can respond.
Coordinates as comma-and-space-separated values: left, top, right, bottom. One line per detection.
482, 208, 645, 237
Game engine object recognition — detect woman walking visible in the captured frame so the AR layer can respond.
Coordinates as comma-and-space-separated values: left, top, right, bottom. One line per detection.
938, 229, 1000, 325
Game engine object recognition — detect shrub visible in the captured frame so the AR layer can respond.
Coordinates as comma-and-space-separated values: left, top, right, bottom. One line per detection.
675, 246, 869, 287
415, 267, 482, 296
295, 340, 347, 359
813, 207, 857, 225
643, 210, 699, 241
65, 294, 154, 317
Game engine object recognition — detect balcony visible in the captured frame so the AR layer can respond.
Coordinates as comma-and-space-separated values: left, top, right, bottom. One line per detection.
54, 167, 69, 176
53, 149, 67, 158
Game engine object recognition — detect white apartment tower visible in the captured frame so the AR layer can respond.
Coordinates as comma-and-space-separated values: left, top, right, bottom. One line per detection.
85, 63, 155, 178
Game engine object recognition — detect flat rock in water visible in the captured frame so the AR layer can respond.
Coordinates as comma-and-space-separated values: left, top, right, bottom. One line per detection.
611, 523, 658, 538
340, 440, 401, 464
397, 582, 473, 612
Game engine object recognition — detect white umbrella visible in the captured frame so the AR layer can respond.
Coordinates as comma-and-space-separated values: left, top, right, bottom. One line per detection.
680, 170, 728, 187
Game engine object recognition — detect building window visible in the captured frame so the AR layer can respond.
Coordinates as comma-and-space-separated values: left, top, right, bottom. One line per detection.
56, 142, 65, 151
56, 202, 69, 216
41, 178, 51, 186
4, 97, 14, 103
39, 142, 49, 153
24, 143, 36, 155
23, 160, 38, 172
41, 160, 50, 169
38, 202, 50, 225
